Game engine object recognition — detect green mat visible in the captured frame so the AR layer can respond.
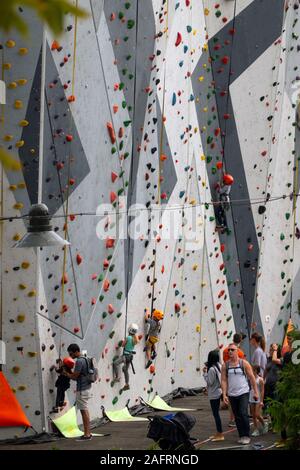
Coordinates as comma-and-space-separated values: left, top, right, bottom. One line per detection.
144, 395, 195, 412
105, 407, 148, 422
52, 406, 104, 438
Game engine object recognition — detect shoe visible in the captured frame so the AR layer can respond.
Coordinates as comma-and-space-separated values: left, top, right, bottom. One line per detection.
262, 422, 268, 434
145, 360, 152, 369
240, 437, 251, 445
275, 439, 287, 448
211, 434, 225, 442
151, 351, 157, 360
77, 435, 92, 441
251, 429, 260, 437
122, 384, 130, 391
228, 420, 236, 427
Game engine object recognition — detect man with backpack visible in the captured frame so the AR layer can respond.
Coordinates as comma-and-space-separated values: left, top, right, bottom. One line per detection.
221, 343, 259, 445
64, 344, 98, 440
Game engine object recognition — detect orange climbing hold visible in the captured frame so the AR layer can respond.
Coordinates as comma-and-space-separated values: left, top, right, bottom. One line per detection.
107, 122, 116, 144
0, 372, 31, 428
108, 304, 114, 314
51, 40, 60, 51
111, 172, 118, 183
160, 154, 167, 161
103, 279, 110, 292
113, 105, 119, 114
110, 192, 117, 203
149, 364, 155, 374
106, 237, 115, 248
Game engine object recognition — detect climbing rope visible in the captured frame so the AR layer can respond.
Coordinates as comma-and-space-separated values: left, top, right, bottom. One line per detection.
288, 157, 299, 319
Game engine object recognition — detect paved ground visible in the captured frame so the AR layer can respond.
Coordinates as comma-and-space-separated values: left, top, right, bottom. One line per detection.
0, 394, 279, 451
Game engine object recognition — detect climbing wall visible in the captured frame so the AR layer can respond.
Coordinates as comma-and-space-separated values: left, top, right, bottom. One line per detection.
0, 0, 299, 437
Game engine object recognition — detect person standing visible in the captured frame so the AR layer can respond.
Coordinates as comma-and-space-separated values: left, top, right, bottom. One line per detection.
250, 332, 267, 377
203, 350, 224, 441
221, 343, 259, 445
223, 333, 246, 427
64, 344, 93, 440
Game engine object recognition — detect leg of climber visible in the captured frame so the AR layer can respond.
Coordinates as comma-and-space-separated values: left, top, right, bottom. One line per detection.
55, 386, 65, 409
112, 356, 124, 384
122, 355, 132, 391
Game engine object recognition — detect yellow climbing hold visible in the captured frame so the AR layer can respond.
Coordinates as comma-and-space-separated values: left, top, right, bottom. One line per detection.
189, 355, 193, 360
4, 134, 13, 141
28, 290, 36, 297
192, 264, 198, 271
202, 43, 208, 52
17, 314, 25, 322
201, 281, 206, 287
9, 184, 17, 191
8, 82, 18, 89
198, 76, 204, 82
204, 8, 210, 15
19, 120, 29, 127
190, 199, 196, 205
16, 140, 25, 148
180, 368, 184, 373
18, 284, 27, 290
3, 63, 12, 70
6, 39, 16, 48
17, 79, 27, 86
196, 324, 201, 333
203, 107, 208, 112
12, 366, 20, 374
202, 181, 206, 187
19, 47, 28, 55
27, 352, 37, 357
18, 182, 26, 189
14, 100, 23, 109
18, 385, 27, 391
14, 202, 24, 210
13, 233, 21, 241
13, 336, 22, 342
21, 261, 30, 269
201, 154, 206, 161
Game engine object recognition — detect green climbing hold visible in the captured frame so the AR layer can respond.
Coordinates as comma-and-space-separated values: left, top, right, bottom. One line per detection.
281, 272, 285, 279
111, 147, 117, 154
187, 25, 192, 33
207, 136, 213, 144
122, 100, 127, 108
118, 12, 124, 20
109, 331, 115, 339
109, 264, 115, 272
99, 294, 104, 302
98, 274, 104, 282
125, 2, 131, 9
119, 82, 125, 90
127, 19, 135, 29
112, 278, 117, 286
117, 292, 123, 299
118, 188, 124, 196
112, 397, 118, 405
285, 213, 290, 220
212, 167, 217, 175
124, 120, 132, 127
116, 312, 122, 318
206, 156, 212, 163
102, 312, 107, 319
209, 216, 215, 222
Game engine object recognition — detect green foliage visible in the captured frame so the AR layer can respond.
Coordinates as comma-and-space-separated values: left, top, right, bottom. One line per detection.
268, 331, 300, 449
0, 0, 87, 37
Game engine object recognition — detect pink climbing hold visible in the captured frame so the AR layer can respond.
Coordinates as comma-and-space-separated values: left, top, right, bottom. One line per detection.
108, 304, 114, 314
118, 127, 124, 138
175, 32, 182, 47
113, 105, 119, 114
103, 259, 109, 269
91, 273, 98, 280
107, 122, 116, 144
91, 297, 96, 305
161, 265, 165, 274
103, 279, 110, 292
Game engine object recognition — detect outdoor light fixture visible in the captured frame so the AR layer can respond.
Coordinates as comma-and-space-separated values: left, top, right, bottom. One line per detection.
15, 203, 70, 248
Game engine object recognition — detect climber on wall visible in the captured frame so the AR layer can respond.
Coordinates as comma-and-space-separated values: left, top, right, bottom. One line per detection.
215, 173, 234, 231
145, 309, 164, 369
112, 323, 139, 391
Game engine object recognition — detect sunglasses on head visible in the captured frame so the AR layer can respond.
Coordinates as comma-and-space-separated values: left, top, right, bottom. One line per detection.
228, 348, 237, 352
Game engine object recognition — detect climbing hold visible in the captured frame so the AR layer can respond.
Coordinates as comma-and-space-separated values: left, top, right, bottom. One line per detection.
106, 238, 115, 248
103, 279, 110, 292
111, 172, 118, 183
12, 366, 20, 374
15, 140, 25, 148
14, 100, 23, 109
110, 192, 117, 203
18, 48, 28, 55
108, 304, 114, 314
19, 120, 29, 127
6, 40, 16, 48
61, 273, 68, 285
174, 303, 181, 313
21, 262, 30, 269
73, 327, 80, 333
17, 79, 27, 86
149, 364, 155, 374
76, 254, 83, 265
107, 122, 116, 144
175, 32, 182, 47
14, 203, 24, 210
51, 40, 60, 50
66, 134, 73, 142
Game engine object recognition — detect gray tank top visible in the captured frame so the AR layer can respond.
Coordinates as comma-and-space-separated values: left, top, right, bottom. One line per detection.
227, 362, 250, 397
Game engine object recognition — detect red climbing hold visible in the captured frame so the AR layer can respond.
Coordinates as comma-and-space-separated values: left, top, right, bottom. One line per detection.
111, 172, 118, 183
110, 192, 117, 203
216, 162, 223, 170
56, 162, 64, 171
66, 134, 73, 142
174, 303, 181, 313
76, 254, 83, 265
103, 259, 109, 269
91, 298, 96, 305
221, 56, 229, 64
161, 265, 165, 274
161, 193, 167, 200
175, 32, 182, 47
149, 364, 155, 374
223, 113, 230, 120
103, 279, 110, 292
73, 327, 80, 333
220, 243, 225, 253
118, 127, 124, 138
113, 105, 118, 114
214, 128, 221, 137
186, 0, 190, 6
61, 304, 68, 313
160, 154, 167, 161
67, 95, 76, 103
216, 304, 222, 310
107, 122, 116, 144
69, 178, 75, 185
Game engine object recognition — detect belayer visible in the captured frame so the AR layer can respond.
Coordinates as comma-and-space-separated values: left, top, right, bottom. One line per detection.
112, 323, 139, 391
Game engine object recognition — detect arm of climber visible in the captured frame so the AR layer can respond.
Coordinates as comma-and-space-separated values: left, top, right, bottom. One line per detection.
244, 360, 259, 400
221, 363, 229, 405
271, 345, 281, 365
63, 360, 82, 380
259, 377, 265, 406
